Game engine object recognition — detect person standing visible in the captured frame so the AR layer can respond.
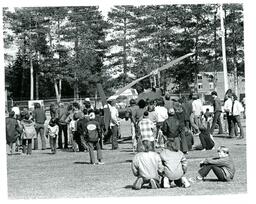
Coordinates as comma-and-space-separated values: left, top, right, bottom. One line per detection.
181, 94, 193, 130
46, 118, 59, 154
57, 103, 69, 149
231, 94, 245, 139
109, 100, 119, 150
32, 103, 47, 150
191, 93, 204, 134
20, 112, 37, 155
85, 111, 104, 165
6, 111, 22, 154
210, 91, 223, 136
224, 91, 235, 138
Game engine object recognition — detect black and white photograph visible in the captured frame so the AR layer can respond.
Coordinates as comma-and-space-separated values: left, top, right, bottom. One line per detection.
0, 0, 254, 202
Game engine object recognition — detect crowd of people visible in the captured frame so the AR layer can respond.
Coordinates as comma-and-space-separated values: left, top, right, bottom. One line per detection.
5, 89, 244, 189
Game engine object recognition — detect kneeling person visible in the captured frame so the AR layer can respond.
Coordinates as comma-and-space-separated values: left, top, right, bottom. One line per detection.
131, 139, 164, 190
159, 140, 190, 188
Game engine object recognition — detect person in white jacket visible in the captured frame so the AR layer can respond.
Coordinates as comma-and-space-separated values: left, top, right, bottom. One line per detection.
231, 94, 244, 139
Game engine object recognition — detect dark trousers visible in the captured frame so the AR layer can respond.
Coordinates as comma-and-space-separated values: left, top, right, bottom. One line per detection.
49, 136, 57, 153
58, 124, 68, 149
22, 139, 32, 155
199, 131, 214, 150
35, 124, 46, 150
198, 164, 227, 181
232, 115, 244, 138
179, 128, 189, 153
210, 111, 223, 135
111, 125, 119, 149
87, 141, 102, 164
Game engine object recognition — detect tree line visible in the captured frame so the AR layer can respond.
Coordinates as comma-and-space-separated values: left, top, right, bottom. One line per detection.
3, 4, 244, 101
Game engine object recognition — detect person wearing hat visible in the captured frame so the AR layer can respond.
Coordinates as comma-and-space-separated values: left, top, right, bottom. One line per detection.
131, 139, 164, 190
159, 140, 190, 188
137, 111, 156, 152
161, 108, 181, 151
195, 146, 235, 181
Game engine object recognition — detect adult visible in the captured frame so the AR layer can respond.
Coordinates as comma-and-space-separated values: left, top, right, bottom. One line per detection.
6, 111, 22, 154
181, 94, 193, 130
191, 93, 204, 134
210, 91, 223, 136
196, 146, 235, 182
163, 93, 174, 110
154, 98, 168, 147
223, 89, 235, 138
138, 111, 156, 151
109, 100, 119, 150
57, 103, 69, 149
131, 139, 164, 190
159, 141, 190, 188
32, 103, 47, 150
231, 93, 245, 139
161, 108, 181, 151
11, 103, 20, 119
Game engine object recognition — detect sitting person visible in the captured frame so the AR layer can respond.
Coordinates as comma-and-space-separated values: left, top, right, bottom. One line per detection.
131, 139, 164, 190
195, 146, 235, 181
159, 140, 190, 188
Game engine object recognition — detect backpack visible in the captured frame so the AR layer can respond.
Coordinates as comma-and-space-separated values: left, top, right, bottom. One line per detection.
22, 122, 36, 139
86, 121, 99, 142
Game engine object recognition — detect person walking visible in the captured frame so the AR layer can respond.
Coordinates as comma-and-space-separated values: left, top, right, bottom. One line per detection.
32, 103, 47, 150
210, 91, 223, 136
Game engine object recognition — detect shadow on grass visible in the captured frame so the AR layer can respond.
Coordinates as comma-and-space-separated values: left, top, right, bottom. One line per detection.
74, 161, 91, 165
41, 152, 56, 155
235, 143, 246, 146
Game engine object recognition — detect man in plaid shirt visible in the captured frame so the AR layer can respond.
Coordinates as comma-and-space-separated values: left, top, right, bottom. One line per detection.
138, 111, 156, 143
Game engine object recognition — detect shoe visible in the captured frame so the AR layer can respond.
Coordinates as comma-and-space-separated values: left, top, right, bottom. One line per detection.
201, 149, 206, 151
150, 179, 158, 189
181, 177, 191, 188
196, 175, 204, 181
133, 177, 143, 190
163, 177, 170, 188
98, 162, 104, 165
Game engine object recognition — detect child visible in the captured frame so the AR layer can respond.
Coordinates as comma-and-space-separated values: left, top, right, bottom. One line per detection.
196, 146, 235, 181
159, 140, 190, 188
47, 118, 59, 154
20, 111, 37, 155
131, 139, 164, 190
85, 111, 104, 165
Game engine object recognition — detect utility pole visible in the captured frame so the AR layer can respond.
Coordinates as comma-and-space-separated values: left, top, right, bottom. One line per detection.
220, 4, 228, 92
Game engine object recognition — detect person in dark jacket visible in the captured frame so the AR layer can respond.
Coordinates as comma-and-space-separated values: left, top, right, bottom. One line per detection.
32, 103, 47, 150
6, 111, 22, 154
161, 108, 181, 151
85, 111, 103, 165
210, 91, 223, 135
196, 146, 235, 181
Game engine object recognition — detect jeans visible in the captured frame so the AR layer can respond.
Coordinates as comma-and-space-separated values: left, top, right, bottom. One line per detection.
87, 141, 102, 164
111, 125, 119, 149
210, 111, 223, 135
198, 164, 227, 181
49, 136, 57, 153
58, 124, 68, 148
232, 115, 244, 138
199, 131, 215, 150
35, 124, 46, 150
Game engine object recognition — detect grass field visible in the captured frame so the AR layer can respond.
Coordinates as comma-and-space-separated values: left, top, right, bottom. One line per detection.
6, 119, 247, 199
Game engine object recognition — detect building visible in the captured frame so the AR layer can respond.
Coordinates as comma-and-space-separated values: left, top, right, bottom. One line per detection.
196, 71, 245, 101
